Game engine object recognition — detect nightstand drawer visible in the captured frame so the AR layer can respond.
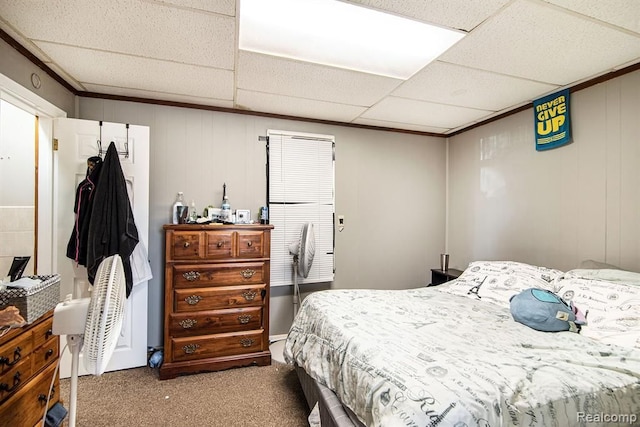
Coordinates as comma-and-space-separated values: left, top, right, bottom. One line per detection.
171, 262, 266, 288
169, 307, 263, 337
174, 285, 266, 312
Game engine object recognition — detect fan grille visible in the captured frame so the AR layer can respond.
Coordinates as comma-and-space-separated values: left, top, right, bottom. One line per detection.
83, 255, 127, 375
299, 223, 315, 278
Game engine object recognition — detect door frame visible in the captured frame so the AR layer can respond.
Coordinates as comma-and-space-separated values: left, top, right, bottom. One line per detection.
0, 72, 67, 274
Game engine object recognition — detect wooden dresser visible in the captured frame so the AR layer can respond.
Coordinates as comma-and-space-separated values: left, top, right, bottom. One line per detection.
160, 224, 274, 380
0, 310, 60, 427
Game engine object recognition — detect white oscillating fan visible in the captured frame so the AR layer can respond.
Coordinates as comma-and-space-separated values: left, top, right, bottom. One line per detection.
52, 254, 127, 427
288, 222, 316, 316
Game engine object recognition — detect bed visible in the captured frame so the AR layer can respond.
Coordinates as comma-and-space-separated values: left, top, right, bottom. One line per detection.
284, 261, 640, 427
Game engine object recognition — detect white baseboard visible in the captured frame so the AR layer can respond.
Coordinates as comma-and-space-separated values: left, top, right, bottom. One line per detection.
269, 333, 288, 343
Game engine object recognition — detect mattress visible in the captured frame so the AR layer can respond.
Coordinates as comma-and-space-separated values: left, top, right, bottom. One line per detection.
284, 287, 640, 427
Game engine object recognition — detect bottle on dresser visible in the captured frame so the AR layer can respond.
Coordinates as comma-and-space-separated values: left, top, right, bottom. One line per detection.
221, 183, 231, 223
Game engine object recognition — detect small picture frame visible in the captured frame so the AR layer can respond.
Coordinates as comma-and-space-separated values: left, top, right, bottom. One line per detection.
236, 209, 250, 224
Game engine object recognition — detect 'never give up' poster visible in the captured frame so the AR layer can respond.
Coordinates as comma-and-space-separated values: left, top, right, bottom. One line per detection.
534, 88, 571, 151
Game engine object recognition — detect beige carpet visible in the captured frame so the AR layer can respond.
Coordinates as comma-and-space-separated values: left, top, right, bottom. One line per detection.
59, 362, 310, 426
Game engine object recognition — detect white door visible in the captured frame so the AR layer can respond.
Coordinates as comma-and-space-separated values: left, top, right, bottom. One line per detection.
53, 118, 149, 377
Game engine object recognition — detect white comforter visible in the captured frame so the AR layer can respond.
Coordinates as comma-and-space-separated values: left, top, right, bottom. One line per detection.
284, 287, 640, 427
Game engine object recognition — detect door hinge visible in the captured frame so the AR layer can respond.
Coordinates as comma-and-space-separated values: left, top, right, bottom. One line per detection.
53, 138, 58, 151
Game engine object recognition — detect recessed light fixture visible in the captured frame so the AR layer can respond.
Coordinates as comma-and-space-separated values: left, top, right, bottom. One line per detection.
239, 0, 465, 80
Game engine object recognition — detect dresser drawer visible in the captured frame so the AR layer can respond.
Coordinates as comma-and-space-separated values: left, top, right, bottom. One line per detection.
204, 230, 235, 259
31, 316, 54, 349
175, 285, 266, 312
169, 307, 262, 337
236, 230, 268, 258
31, 336, 58, 374
0, 361, 59, 427
0, 333, 33, 376
172, 262, 266, 288
0, 355, 32, 403
170, 231, 203, 259
170, 330, 264, 362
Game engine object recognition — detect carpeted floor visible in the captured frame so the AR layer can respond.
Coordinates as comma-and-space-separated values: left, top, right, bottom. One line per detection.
58, 362, 310, 426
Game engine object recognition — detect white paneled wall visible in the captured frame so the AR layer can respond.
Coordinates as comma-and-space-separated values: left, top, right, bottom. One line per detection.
448, 70, 640, 272
79, 98, 446, 343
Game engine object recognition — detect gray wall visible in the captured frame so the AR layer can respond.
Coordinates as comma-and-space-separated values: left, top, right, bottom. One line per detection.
78, 98, 447, 346
447, 69, 640, 273
0, 38, 75, 117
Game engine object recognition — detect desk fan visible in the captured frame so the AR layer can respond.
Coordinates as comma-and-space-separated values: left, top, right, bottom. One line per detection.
269, 223, 316, 364
52, 254, 127, 427
289, 222, 316, 316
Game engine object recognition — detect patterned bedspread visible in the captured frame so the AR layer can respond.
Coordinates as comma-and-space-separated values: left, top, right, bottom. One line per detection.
284, 287, 640, 427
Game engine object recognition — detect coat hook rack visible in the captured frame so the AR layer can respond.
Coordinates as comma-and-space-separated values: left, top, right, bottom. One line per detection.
97, 122, 130, 158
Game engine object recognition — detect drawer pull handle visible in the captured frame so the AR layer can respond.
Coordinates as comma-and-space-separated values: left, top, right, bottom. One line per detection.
182, 343, 200, 354
238, 315, 252, 324
240, 338, 255, 348
185, 295, 202, 305
183, 242, 190, 248
217, 241, 224, 248
0, 347, 22, 367
183, 271, 201, 281
45, 329, 53, 339
38, 386, 55, 404
242, 291, 257, 301
179, 319, 197, 329
241, 269, 256, 279
247, 241, 253, 247
0, 371, 21, 393
45, 349, 54, 359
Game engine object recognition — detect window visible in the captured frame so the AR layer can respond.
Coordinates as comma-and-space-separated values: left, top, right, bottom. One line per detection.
268, 129, 334, 287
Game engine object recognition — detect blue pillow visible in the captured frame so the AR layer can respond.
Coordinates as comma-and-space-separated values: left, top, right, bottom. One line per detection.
510, 288, 584, 332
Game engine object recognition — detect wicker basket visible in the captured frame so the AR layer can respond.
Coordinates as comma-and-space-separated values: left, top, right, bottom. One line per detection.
0, 274, 60, 324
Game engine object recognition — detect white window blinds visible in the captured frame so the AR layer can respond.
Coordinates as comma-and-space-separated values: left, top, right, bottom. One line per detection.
268, 129, 335, 287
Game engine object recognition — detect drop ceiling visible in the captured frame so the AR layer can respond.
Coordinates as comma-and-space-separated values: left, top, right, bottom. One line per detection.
1, 0, 639, 135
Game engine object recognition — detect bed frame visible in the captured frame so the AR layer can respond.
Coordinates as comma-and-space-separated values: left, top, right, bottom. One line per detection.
295, 364, 365, 427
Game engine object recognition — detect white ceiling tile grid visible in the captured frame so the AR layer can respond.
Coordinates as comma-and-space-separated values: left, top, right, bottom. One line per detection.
0, 0, 638, 135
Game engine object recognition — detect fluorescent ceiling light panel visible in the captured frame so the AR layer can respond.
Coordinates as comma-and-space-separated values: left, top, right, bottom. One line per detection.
239, 0, 465, 80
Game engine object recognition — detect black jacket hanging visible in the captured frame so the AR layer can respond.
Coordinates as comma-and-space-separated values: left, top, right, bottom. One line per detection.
66, 156, 103, 266
86, 142, 139, 297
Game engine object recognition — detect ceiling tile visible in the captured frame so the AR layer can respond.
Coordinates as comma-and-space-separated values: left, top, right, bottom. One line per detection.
236, 89, 367, 122
361, 97, 492, 129
237, 51, 402, 107
344, 0, 510, 31
440, 0, 640, 85
82, 83, 235, 109
393, 61, 559, 110
0, 0, 235, 69
36, 42, 234, 100
544, 0, 640, 34
154, 0, 236, 16
352, 117, 450, 134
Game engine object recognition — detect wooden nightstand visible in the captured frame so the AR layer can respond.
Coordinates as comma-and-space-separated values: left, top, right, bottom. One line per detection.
429, 268, 463, 286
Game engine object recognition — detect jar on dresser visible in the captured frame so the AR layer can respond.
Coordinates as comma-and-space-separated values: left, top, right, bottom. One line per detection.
160, 224, 274, 380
